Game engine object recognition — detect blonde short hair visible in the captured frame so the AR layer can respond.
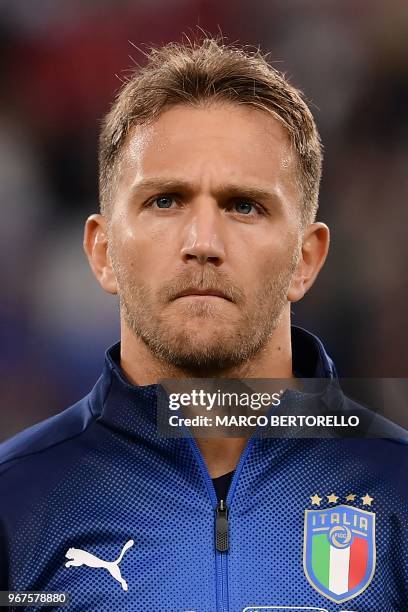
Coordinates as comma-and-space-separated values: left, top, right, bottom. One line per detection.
99, 37, 323, 224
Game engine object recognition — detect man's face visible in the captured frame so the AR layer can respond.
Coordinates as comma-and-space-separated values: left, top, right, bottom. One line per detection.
107, 103, 303, 373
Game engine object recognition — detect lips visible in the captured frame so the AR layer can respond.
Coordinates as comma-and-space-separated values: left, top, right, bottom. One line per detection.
174, 288, 232, 301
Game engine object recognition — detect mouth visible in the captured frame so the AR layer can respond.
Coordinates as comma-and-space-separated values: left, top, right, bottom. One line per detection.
174, 288, 233, 302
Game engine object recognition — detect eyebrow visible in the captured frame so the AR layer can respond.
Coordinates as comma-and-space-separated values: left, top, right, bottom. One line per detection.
130, 177, 281, 204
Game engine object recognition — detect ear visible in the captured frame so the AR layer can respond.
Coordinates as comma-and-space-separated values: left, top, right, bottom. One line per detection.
287, 222, 330, 302
83, 214, 118, 295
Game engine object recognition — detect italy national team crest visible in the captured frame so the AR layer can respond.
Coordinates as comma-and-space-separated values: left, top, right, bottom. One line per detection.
303, 493, 376, 603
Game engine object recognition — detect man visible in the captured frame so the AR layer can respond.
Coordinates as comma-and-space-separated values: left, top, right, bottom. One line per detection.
0, 38, 407, 611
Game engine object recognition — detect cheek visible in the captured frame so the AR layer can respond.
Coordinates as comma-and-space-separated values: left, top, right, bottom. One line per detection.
236, 238, 291, 277
111, 220, 171, 282
244, 244, 297, 294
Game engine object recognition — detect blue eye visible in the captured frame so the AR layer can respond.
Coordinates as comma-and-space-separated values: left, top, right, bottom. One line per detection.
234, 201, 254, 214
153, 196, 175, 209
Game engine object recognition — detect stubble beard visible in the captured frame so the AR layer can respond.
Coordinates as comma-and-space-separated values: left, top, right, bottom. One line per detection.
112, 253, 299, 375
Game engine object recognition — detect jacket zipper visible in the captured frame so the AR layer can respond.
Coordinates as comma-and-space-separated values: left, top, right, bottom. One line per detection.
215, 499, 229, 612
187, 431, 257, 612
215, 499, 229, 552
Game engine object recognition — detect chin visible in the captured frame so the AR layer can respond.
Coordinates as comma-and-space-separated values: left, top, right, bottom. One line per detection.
179, 323, 238, 348
170, 298, 234, 319
166, 328, 250, 369
166, 346, 243, 372
178, 330, 230, 351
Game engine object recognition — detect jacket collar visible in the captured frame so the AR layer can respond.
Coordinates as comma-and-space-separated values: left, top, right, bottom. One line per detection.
88, 326, 337, 441
291, 325, 336, 379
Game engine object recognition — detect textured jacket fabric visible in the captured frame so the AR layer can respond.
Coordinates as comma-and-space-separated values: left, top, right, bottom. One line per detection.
0, 326, 407, 611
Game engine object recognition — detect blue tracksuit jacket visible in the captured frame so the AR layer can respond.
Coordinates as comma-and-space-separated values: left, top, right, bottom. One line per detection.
0, 326, 407, 611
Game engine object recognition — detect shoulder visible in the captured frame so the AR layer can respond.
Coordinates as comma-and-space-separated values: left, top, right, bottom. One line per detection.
0, 394, 96, 475
0, 378, 110, 526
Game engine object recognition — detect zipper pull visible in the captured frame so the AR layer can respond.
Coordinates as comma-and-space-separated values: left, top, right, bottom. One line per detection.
215, 499, 229, 552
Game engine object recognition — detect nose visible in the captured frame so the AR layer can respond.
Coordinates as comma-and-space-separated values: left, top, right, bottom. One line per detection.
180, 199, 226, 265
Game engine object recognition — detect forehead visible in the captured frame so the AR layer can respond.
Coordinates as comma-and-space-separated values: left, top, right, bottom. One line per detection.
119, 102, 299, 198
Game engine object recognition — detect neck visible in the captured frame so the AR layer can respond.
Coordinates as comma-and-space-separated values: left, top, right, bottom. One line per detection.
119, 308, 295, 385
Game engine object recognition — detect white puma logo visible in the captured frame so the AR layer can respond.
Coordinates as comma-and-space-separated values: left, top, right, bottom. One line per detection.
65, 539, 134, 591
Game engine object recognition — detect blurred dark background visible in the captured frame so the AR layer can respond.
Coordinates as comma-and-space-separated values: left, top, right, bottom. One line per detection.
1, 0, 407, 441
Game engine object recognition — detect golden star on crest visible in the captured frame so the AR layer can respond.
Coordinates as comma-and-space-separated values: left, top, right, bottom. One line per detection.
327, 493, 338, 504
346, 493, 356, 502
310, 494, 322, 506
361, 493, 374, 506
